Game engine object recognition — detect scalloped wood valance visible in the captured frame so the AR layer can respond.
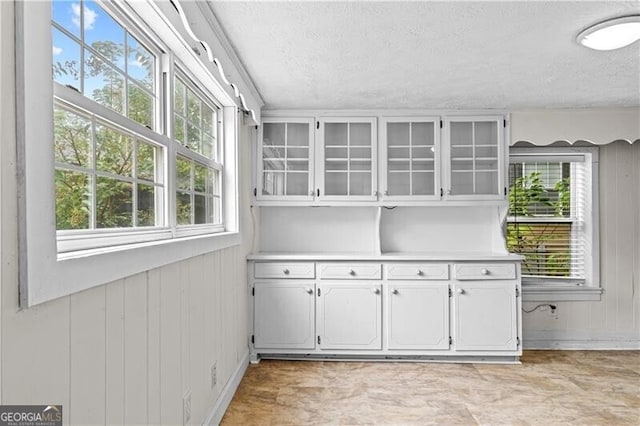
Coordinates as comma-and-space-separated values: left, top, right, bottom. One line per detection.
510, 108, 639, 146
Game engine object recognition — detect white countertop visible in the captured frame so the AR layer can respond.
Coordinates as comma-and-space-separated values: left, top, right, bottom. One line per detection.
247, 252, 523, 262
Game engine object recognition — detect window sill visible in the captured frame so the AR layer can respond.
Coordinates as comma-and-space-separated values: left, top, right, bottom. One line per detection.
25, 230, 240, 307
522, 285, 603, 302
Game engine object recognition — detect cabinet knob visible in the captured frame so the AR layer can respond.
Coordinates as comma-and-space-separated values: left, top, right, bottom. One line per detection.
392, 288, 399, 295
481, 268, 490, 275
372, 288, 380, 294
457, 288, 465, 295
283, 269, 290, 275
349, 269, 356, 276
384, 190, 389, 196
417, 270, 424, 276
306, 288, 313, 294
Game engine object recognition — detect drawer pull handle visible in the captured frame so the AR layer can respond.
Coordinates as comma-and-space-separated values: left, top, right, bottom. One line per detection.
417, 270, 424, 276
349, 269, 356, 276
306, 288, 313, 294
392, 288, 399, 295
457, 288, 465, 295
372, 288, 380, 294
283, 269, 290, 275
481, 268, 490, 275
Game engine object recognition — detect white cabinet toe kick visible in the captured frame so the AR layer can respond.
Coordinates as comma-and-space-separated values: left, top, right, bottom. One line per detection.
248, 257, 522, 363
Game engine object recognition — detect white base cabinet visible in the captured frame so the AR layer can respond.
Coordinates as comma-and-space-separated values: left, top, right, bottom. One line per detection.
453, 282, 518, 351
249, 259, 522, 362
253, 281, 316, 349
318, 283, 382, 350
387, 283, 450, 350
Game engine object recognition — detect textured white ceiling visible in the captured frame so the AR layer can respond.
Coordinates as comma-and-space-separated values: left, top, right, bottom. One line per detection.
209, 1, 640, 110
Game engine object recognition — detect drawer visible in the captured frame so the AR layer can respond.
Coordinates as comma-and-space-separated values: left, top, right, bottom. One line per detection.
254, 262, 315, 279
453, 263, 516, 280
386, 263, 449, 280
319, 263, 382, 280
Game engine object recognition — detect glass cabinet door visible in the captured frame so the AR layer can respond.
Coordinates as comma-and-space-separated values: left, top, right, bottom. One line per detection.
383, 117, 439, 199
259, 119, 314, 200
320, 118, 377, 200
446, 117, 504, 198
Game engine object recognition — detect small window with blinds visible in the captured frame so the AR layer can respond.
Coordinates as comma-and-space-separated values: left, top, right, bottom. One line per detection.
507, 148, 598, 287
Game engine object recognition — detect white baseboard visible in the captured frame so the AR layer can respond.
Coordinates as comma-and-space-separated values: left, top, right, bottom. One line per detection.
524, 339, 640, 350
203, 350, 249, 426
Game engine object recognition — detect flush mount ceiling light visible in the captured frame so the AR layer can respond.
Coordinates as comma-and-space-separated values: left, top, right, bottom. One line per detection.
577, 15, 640, 50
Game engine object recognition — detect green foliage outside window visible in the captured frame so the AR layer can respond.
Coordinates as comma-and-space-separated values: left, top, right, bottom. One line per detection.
508, 169, 572, 277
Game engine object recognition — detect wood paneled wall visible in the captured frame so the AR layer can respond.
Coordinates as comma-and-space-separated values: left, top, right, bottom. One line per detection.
523, 141, 640, 348
0, 3, 253, 422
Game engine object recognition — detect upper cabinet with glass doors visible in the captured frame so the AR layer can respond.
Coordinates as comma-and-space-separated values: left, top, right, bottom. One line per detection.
444, 116, 506, 200
258, 118, 315, 201
381, 117, 440, 200
317, 117, 377, 201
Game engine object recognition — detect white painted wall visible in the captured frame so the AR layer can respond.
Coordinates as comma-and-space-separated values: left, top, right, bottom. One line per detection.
0, 2, 254, 424
522, 141, 640, 348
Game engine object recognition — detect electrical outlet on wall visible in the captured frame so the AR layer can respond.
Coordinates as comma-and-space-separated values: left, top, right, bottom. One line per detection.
211, 362, 217, 388
183, 391, 191, 425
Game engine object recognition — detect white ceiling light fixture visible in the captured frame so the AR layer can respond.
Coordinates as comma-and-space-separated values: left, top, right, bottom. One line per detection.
577, 15, 640, 51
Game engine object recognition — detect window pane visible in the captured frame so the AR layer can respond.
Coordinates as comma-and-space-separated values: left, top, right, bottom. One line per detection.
52, 27, 81, 89
137, 183, 156, 227
176, 191, 191, 225
187, 123, 201, 152
508, 163, 571, 217
507, 223, 572, 277
128, 82, 153, 128
176, 157, 192, 191
194, 163, 207, 193
54, 107, 92, 168
95, 125, 133, 177
194, 194, 208, 224
55, 169, 91, 230
174, 117, 185, 145
84, 49, 125, 113
213, 196, 222, 224
96, 177, 133, 228
127, 33, 154, 90
83, 1, 125, 68
136, 141, 156, 182
202, 134, 214, 160
201, 103, 215, 136
52, 0, 81, 38
187, 90, 201, 125
174, 78, 186, 117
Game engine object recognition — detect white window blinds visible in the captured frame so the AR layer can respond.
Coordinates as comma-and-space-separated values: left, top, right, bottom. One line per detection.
508, 152, 593, 283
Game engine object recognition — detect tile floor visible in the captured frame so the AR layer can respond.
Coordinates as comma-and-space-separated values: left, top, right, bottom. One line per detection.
221, 351, 640, 425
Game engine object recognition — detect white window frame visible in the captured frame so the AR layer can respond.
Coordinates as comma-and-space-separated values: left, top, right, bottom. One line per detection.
16, 1, 240, 306
508, 147, 602, 302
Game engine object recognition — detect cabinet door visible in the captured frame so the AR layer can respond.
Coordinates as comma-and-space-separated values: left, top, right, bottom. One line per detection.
254, 282, 316, 349
444, 116, 505, 200
317, 118, 377, 201
381, 117, 440, 200
317, 283, 382, 349
453, 282, 517, 351
258, 118, 314, 201
388, 283, 450, 350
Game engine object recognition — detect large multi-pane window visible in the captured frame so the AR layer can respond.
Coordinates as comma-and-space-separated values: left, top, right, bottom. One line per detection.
51, 0, 225, 249
507, 149, 597, 286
